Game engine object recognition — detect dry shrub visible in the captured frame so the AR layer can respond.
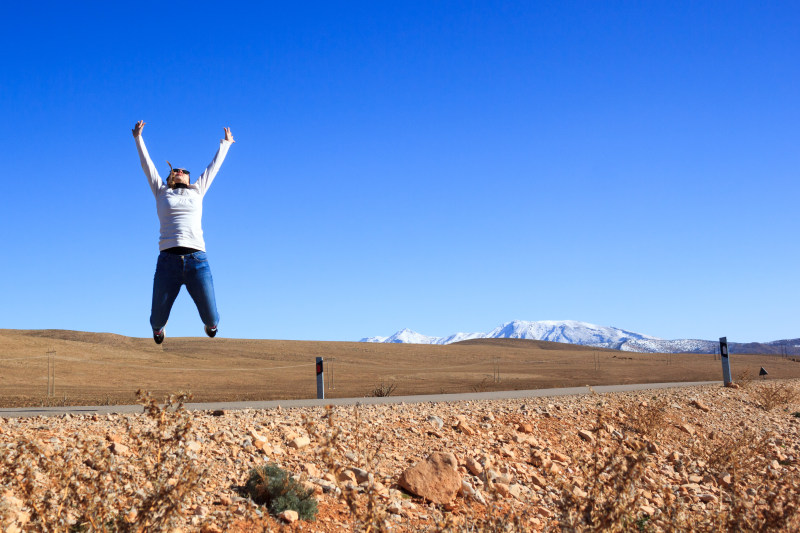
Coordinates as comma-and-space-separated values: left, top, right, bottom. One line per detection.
369, 381, 397, 398
434, 503, 530, 532
671, 428, 800, 532
551, 405, 800, 533
749, 380, 800, 411
307, 405, 391, 532
471, 377, 493, 393
554, 411, 654, 532
0, 390, 205, 532
736, 368, 754, 389
619, 397, 669, 438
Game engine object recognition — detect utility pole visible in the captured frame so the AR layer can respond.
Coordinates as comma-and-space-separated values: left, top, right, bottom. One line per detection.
326, 357, 336, 390
46, 350, 56, 397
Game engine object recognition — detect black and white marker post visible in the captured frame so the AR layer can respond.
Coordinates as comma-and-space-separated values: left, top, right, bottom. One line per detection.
719, 337, 732, 386
316, 357, 325, 399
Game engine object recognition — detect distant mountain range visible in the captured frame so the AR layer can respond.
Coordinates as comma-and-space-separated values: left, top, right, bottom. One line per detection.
361, 320, 800, 355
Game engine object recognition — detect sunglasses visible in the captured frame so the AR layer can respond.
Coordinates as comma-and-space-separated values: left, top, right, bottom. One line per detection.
171, 168, 190, 175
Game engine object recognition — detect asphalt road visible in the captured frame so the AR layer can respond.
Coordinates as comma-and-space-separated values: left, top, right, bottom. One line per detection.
0, 381, 721, 418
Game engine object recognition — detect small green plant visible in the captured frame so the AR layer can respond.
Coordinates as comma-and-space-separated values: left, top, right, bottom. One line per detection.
244, 463, 317, 521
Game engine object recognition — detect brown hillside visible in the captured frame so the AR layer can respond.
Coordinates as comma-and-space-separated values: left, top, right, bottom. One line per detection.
2, 329, 800, 408
454, 337, 618, 351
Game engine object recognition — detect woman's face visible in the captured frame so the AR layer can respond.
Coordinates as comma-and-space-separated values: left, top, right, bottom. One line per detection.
169, 168, 190, 187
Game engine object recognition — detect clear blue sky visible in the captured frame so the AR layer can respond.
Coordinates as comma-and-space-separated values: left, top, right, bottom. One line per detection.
1, 1, 797, 343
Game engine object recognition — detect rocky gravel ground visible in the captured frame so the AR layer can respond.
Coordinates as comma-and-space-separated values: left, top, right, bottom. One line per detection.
2, 380, 800, 532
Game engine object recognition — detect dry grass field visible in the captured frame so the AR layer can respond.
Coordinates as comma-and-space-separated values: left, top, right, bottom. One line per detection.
2, 329, 800, 408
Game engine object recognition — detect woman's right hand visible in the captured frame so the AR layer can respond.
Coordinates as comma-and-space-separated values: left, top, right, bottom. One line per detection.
132, 120, 146, 138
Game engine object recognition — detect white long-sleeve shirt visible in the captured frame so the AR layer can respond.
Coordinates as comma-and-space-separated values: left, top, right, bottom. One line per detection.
135, 135, 232, 251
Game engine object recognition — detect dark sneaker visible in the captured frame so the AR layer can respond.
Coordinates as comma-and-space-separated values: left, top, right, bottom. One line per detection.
153, 328, 165, 344
205, 325, 217, 338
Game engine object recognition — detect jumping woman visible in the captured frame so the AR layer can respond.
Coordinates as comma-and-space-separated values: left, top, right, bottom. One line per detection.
132, 120, 235, 344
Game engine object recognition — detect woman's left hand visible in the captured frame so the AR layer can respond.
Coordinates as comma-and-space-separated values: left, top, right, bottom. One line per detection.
224, 127, 235, 143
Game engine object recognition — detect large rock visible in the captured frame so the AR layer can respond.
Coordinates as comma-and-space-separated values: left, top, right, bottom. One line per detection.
398, 452, 461, 504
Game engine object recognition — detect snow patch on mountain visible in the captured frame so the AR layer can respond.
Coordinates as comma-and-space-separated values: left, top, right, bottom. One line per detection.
619, 338, 717, 353
382, 328, 440, 344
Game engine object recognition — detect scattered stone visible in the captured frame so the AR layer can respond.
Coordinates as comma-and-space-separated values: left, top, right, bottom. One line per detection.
289, 436, 311, 449
578, 430, 594, 442
530, 472, 547, 488
455, 417, 475, 436
572, 486, 588, 499
349, 467, 370, 483
303, 462, 321, 478
337, 470, 358, 484
466, 457, 483, 476
427, 415, 444, 429
690, 400, 710, 412
500, 445, 516, 458
494, 482, 511, 497
387, 500, 403, 515
508, 483, 524, 499
109, 442, 129, 455
551, 452, 570, 464
278, 509, 299, 523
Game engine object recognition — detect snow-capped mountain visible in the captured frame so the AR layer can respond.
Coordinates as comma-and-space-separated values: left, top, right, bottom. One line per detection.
484, 320, 658, 349
360, 320, 724, 354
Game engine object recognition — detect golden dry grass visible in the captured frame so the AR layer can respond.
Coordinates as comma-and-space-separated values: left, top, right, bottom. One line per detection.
2, 329, 800, 408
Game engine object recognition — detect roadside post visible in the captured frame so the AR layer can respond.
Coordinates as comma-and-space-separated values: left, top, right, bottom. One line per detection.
719, 337, 732, 386
316, 357, 324, 399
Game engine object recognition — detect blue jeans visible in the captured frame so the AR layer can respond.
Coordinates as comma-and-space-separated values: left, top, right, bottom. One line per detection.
150, 251, 220, 331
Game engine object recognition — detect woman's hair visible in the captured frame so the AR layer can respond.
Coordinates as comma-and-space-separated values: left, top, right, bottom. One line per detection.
166, 161, 175, 188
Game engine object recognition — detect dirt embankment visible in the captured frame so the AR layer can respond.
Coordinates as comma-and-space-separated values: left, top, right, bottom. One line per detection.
2, 380, 800, 531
